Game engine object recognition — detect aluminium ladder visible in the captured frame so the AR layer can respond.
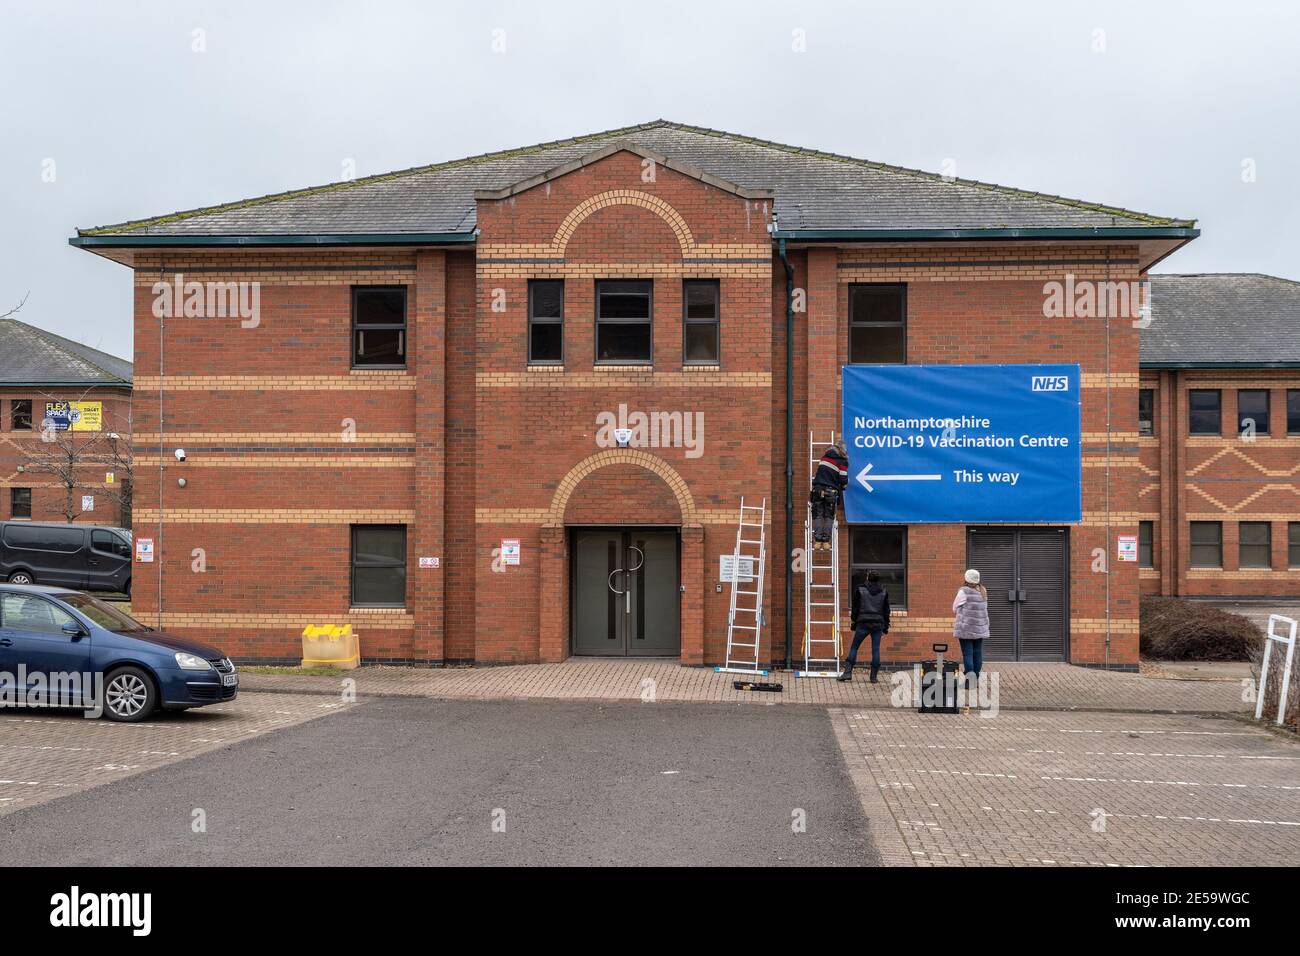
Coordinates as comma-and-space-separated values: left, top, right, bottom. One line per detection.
797, 432, 843, 678
715, 497, 769, 676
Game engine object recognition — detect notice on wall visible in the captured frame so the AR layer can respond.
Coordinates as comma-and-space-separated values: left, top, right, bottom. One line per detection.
418, 556, 440, 569
500, 539, 521, 566
135, 538, 154, 563
81, 495, 94, 512
1117, 534, 1138, 562
719, 555, 755, 583
105, 472, 115, 484
43, 400, 102, 432
841, 364, 1082, 523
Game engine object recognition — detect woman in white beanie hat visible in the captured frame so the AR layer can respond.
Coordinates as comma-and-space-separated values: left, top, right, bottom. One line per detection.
952, 568, 989, 685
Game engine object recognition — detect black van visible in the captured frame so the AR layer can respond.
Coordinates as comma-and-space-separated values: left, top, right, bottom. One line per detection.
0, 522, 132, 596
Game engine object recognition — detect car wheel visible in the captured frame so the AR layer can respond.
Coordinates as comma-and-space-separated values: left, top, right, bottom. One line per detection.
7, 571, 34, 585
103, 666, 157, 722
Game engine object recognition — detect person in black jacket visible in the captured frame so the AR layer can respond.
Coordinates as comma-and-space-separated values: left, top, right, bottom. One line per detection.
839, 570, 890, 682
810, 441, 848, 550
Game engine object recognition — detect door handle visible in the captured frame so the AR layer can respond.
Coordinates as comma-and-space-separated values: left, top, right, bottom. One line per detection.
0, 638, 12, 647
608, 569, 625, 595
1018, 589, 1028, 602
1007, 589, 1018, 603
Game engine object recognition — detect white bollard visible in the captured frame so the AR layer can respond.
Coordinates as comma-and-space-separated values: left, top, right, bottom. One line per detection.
1255, 614, 1297, 726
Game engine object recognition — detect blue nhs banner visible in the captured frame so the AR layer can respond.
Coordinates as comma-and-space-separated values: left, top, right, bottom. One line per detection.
841, 364, 1082, 524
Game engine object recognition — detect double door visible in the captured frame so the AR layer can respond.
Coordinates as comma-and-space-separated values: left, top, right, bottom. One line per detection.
571, 529, 679, 657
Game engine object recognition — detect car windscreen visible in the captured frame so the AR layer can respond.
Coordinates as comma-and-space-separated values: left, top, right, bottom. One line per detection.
59, 593, 149, 632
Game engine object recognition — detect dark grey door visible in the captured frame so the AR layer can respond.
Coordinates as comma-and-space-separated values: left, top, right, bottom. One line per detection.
571, 529, 679, 657
967, 528, 1068, 661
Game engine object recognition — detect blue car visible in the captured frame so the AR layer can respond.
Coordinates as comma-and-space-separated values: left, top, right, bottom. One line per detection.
0, 584, 237, 722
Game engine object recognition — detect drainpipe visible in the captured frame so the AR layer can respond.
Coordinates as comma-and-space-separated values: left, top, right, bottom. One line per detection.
779, 238, 795, 669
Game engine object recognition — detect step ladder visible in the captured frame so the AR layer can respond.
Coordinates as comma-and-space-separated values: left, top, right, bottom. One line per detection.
798, 433, 843, 678
715, 497, 769, 676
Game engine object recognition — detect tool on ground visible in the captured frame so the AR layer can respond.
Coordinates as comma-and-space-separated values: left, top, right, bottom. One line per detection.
732, 680, 783, 693
918, 642, 960, 714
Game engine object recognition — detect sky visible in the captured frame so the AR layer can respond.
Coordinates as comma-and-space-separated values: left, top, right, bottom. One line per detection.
2, 0, 1298, 361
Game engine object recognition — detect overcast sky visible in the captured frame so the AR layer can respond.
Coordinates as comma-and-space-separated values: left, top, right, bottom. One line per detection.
2, 0, 1297, 361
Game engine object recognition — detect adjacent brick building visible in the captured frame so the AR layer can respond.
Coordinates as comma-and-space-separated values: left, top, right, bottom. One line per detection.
72, 121, 1213, 669
1139, 273, 1300, 602
0, 318, 133, 526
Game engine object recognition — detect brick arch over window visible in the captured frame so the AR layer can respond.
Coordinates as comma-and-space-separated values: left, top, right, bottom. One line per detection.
553, 191, 695, 258
546, 449, 697, 526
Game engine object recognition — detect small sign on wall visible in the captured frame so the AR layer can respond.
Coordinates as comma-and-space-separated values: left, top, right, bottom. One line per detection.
418, 556, 440, 569
135, 538, 154, 563
1117, 534, 1138, 562
81, 495, 95, 512
719, 555, 755, 583
501, 539, 521, 566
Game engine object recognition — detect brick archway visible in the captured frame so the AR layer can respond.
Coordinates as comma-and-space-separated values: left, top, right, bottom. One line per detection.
537, 450, 705, 666
545, 449, 697, 526
552, 191, 695, 258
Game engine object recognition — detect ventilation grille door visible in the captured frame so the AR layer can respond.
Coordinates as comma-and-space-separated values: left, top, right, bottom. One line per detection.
968, 531, 1016, 661
1017, 530, 1068, 661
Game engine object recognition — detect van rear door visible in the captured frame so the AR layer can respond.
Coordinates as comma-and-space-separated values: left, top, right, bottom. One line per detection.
1, 524, 88, 588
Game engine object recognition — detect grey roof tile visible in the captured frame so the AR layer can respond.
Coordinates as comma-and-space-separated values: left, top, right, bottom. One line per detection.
0, 319, 133, 385
1143, 274, 1300, 366
79, 121, 1193, 238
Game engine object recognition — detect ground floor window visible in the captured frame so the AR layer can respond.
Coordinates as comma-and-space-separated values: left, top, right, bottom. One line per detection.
10, 487, 31, 519
1290, 523, 1300, 568
1239, 521, 1272, 569
848, 526, 906, 607
1189, 521, 1222, 568
351, 525, 407, 607
1138, 521, 1154, 568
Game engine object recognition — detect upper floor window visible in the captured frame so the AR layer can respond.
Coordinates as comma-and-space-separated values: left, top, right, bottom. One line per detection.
1287, 390, 1300, 435
11, 399, 32, 431
352, 287, 407, 368
1188, 389, 1221, 436
10, 487, 31, 520
1137, 389, 1154, 437
849, 284, 906, 364
683, 280, 720, 365
596, 280, 652, 364
528, 280, 564, 364
1138, 520, 1154, 568
1237, 389, 1270, 437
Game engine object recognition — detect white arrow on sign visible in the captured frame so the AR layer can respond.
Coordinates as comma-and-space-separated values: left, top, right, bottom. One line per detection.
856, 463, 942, 493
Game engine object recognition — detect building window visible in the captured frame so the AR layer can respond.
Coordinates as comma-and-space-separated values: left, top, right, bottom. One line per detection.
1290, 523, 1300, 568
528, 280, 564, 364
352, 287, 407, 368
1287, 390, 1300, 435
596, 280, 652, 364
1239, 522, 1272, 569
1189, 521, 1223, 568
1237, 389, 1270, 437
848, 285, 906, 364
1137, 389, 1154, 437
1188, 389, 1221, 436
849, 526, 907, 607
11, 399, 32, 431
1138, 521, 1154, 568
682, 280, 720, 365
10, 488, 31, 520
350, 525, 407, 607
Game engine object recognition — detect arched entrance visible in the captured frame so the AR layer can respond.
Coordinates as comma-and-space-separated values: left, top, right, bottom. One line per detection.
547, 450, 695, 658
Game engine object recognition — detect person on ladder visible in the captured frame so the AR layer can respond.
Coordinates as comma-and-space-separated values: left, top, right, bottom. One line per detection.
839, 570, 891, 682
810, 440, 848, 551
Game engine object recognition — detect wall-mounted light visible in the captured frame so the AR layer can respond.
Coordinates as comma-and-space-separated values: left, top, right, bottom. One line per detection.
174, 448, 186, 462
177, 477, 187, 488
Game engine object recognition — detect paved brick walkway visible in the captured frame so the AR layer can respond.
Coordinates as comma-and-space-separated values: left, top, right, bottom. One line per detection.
832, 708, 1300, 867
0, 692, 341, 817
241, 659, 1249, 714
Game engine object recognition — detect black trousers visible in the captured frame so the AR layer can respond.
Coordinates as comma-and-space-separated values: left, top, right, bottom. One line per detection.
810, 489, 838, 541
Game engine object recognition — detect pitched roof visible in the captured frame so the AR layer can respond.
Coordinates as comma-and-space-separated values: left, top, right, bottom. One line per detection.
0, 318, 133, 386
1143, 274, 1300, 367
76, 120, 1194, 239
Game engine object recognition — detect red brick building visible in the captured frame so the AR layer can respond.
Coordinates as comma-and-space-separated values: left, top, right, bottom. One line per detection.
0, 318, 133, 527
1139, 274, 1300, 603
72, 121, 1211, 669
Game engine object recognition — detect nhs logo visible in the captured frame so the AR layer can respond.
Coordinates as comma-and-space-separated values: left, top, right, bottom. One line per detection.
1031, 375, 1070, 391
